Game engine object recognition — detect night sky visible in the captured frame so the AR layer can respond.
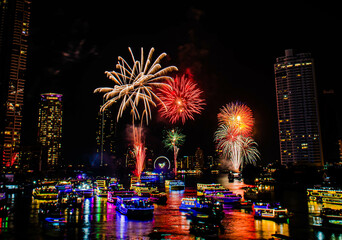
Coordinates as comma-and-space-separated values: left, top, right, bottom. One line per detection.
22, 1, 342, 166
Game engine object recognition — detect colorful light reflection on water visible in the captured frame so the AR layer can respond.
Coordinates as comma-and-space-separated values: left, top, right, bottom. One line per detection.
1, 176, 342, 239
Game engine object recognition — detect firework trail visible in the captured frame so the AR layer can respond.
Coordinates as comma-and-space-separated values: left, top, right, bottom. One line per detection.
158, 73, 205, 124
163, 128, 185, 175
94, 47, 177, 179
214, 102, 259, 172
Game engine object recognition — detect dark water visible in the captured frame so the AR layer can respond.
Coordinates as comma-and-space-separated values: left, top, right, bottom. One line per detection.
0, 174, 341, 239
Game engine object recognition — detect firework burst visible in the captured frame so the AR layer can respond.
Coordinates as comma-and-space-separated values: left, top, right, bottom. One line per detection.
215, 102, 259, 171
94, 47, 178, 124
163, 128, 185, 175
94, 47, 177, 179
158, 73, 205, 124
217, 102, 254, 137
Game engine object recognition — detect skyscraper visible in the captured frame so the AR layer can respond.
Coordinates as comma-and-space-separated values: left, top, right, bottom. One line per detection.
274, 49, 323, 167
37, 93, 63, 168
95, 105, 115, 166
0, 0, 31, 167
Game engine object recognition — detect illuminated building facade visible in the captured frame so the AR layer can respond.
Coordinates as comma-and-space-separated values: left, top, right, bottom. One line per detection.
0, 0, 31, 167
274, 49, 323, 166
37, 93, 63, 167
95, 105, 115, 166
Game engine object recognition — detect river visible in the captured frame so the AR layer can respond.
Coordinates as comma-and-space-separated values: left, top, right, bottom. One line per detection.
0, 174, 341, 239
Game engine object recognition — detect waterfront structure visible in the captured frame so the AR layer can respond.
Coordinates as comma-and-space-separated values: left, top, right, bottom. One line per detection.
0, 0, 31, 167
274, 49, 323, 166
37, 93, 63, 168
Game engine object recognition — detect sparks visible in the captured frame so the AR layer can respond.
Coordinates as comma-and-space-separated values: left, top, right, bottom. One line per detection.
158, 73, 205, 124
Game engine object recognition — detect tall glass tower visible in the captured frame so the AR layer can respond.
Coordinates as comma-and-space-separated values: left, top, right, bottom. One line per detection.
274, 49, 323, 167
0, 0, 31, 167
37, 93, 63, 168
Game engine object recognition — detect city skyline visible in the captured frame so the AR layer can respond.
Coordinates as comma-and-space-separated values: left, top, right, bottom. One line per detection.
1, 1, 342, 168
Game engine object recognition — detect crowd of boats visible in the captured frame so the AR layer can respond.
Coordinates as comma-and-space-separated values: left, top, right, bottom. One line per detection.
0, 173, 298, 238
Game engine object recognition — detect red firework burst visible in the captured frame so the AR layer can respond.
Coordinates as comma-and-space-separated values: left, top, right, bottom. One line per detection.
158, 73, 205, 124
217, 102, 254, 137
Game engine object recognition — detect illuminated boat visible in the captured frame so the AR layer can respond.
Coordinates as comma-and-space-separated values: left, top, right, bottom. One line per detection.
116, 196, 154, 218
33, 186, 58, 200
203, 189, 242, 205
131, 182, 158, 196
74, 181, 93, 198
189, 214, 221, 236
253, 202, 289, 221
107, 183, 135, 203
197, 183, 226, 196
58, 191, 84, 208
55, 181, 73, 193
320, 207, 342, 227
307, 186, 342, 205
179, 196, 222, 212
149, 190, 167, 204
165, 180, 185, 190
94, 180, 108, 197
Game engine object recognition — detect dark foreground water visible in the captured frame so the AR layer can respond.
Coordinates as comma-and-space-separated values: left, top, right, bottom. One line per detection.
0, 174, 341, 239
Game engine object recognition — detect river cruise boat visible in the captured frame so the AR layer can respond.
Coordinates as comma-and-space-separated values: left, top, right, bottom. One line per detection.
179, 196, 221, 212
107, 183, 135, 203
165, 180, 185, 190
307, 186, 342, 205
203, 189, 242, 205
33, 186, 58, 200
197, 183, 226, 196
320, 207, 342, 227
253, 202, 289, 221
58, 192, 84, 208
94, 180, 108, 197
116, 196, 154, 218
55, 181, 73, 193
74, 181, 93, 198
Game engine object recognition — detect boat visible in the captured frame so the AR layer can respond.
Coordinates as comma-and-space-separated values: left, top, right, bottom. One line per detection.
74, 181, 93, 198
55, 181, 73, 193
165, 180, 185, 190
38, 202, 63, 220
116, 196, 154, 218
131, 182, 158, 196
94, 179, 108, 197
253, 202, 289, 221
149, 190, 167, 204
320, 207, 342, 227
189, 214, 221, 237
107, 183, 135, 203
197, 183, 226, 196
58, 191, 84, 208
32, 186, 58, 200
179, 196, 222, 212
203, 189, 242, 205
0, 192, 8, 216
307, 186, 342, 205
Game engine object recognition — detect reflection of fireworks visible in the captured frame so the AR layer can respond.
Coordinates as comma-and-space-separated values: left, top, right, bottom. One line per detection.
163, 128, 185, 175
214, 102, 259, 171
217, 102, 254, 137
94, 47, 178, 124
158, 73, 205, 124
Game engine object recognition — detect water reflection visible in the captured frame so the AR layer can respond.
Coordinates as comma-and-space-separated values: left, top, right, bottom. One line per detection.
5, 175, 342, 239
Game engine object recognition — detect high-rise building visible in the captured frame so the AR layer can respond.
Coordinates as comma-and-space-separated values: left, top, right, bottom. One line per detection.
37, 93, 63, 168
0, 0, 31, 167
274, 49, 323, 167
95, 105, 115, 166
